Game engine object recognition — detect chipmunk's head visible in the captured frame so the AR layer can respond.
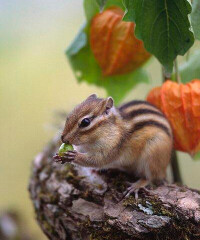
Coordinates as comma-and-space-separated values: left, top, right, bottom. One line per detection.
61, 94, 117, 146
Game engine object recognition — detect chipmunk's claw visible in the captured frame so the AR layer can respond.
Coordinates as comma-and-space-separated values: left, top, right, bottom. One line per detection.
53, 154, 66, 164
123, 179, 150, 201
53, 154, 61, 161
123, 185, 140, 200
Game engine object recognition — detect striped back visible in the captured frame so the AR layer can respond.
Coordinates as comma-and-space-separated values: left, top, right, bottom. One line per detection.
118, 100, 172, 137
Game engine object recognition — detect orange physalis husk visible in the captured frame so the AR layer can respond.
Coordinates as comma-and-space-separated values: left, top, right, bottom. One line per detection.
90, 7, 151, 76
147, 80, 200, 157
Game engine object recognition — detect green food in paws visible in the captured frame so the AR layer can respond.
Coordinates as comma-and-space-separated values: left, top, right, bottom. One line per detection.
58, 143, 74, 156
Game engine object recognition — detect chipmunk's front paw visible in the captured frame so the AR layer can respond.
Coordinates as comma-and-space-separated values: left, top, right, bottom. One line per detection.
53, 154, 65, 164
53, 151, 78, 164
63, 150, 78, 162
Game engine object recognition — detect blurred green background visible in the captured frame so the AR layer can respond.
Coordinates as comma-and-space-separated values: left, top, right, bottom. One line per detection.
0, 0, 200, 239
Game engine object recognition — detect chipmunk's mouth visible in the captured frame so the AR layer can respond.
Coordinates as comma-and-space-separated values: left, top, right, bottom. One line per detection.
69, 139, 80, 146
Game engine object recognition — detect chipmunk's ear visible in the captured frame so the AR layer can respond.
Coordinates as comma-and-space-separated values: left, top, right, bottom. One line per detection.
86, 94, 97, 101
103, 97, 114, 114
106, 97, 114, 109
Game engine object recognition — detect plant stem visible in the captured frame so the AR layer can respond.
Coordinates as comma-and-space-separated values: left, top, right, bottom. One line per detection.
174, 59, 181, 84
186, 50, 190, 61
171, 149, 183, 184
162, 67, 171, 81
162, 66, 183, 184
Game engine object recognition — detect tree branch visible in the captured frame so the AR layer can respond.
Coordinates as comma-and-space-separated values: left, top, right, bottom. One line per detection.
29, 135, 200, 240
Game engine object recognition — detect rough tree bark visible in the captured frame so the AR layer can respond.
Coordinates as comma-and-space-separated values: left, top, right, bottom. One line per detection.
29, 135, 200, 240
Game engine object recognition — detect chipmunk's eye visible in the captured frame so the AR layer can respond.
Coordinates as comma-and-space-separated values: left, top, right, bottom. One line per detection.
79, 118, 91, 128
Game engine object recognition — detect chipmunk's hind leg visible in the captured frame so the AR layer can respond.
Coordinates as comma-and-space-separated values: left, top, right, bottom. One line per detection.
123, 178, 150, 200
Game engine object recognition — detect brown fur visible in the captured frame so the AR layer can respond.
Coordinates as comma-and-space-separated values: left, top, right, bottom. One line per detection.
61, 95, 173, 183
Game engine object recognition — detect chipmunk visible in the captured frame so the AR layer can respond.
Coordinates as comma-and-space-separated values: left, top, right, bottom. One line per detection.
54, 94, 173, 197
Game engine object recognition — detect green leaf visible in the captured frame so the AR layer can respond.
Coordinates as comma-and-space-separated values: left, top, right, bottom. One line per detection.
84, 0, 124, 21
123, 0, 135, 22
104, 0, 125, 9
84, 0, 99, 22
96, 0, 107, 11
66, 26, 149, 104
66, 24, 87, 56
179, 50, 200, 83
191, 0, 200, 40
125, 0, 194, 73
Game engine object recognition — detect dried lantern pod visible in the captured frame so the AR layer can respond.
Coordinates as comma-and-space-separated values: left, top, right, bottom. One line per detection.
147, 80, 200, 156
90, 7, 151, 76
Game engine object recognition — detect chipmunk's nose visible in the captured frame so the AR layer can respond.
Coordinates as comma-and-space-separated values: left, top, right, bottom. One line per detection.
61, 135, 69, 144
